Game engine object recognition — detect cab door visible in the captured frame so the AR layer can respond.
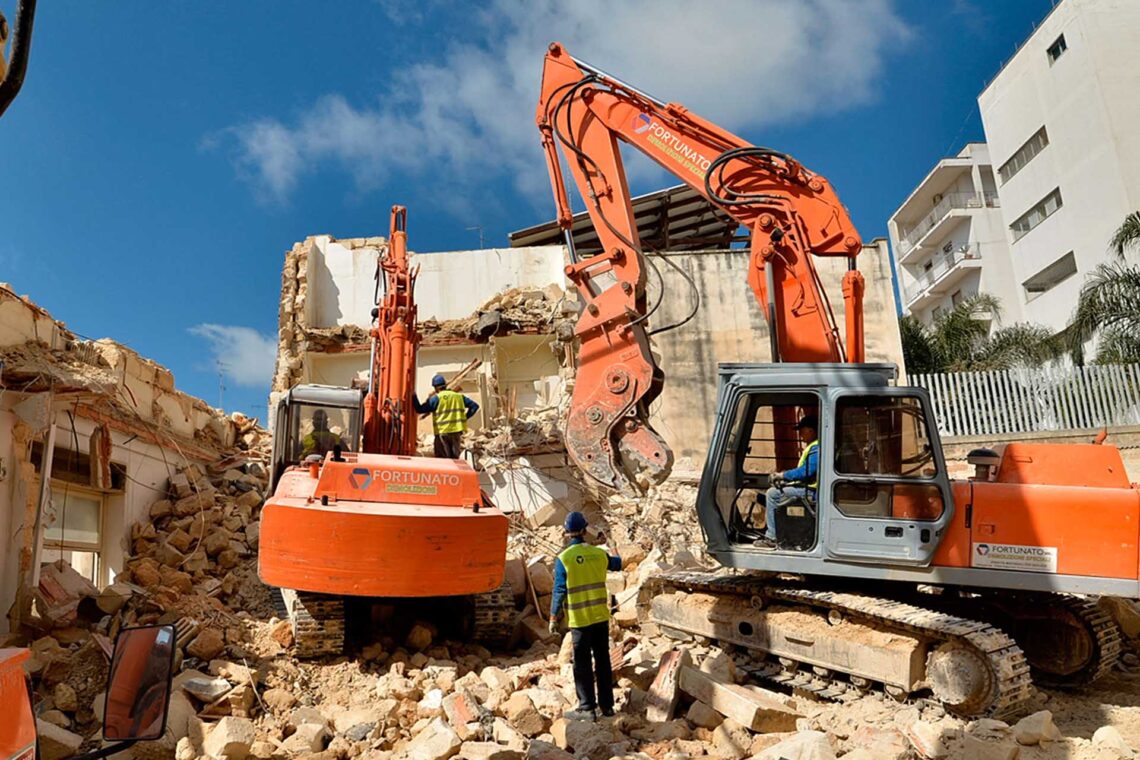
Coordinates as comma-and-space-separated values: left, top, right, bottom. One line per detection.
823, 388, 953, 566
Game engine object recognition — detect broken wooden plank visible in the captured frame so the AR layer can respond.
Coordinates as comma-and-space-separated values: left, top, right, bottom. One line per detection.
678, 666, 801, 733
646, 648, 690, 722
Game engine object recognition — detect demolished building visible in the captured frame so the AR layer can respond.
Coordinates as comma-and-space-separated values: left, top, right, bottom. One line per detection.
0, 283, 262, 633
269, 186, 905, 521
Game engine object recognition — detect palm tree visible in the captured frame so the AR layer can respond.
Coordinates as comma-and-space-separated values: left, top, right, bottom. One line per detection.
901, 293, 1060, 374
1068, 211, 1140, 364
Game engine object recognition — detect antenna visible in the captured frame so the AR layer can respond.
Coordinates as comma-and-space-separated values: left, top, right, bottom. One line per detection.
465, 225, 486, 250
216, 359, 227, 409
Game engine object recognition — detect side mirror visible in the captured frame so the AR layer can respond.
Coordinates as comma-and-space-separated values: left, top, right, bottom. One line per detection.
102, 625, 176, 742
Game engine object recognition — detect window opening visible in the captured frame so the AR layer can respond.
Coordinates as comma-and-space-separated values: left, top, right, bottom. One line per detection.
1023, 251, 1078, 300
1010, 188, 1063, 242
1047, 34, 1067, 64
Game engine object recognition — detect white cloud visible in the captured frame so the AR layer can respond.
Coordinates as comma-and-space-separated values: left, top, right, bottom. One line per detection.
189, 324, 276, 387
220, 0, 910, 205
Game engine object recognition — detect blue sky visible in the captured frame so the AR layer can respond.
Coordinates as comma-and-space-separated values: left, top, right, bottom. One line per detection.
1, 0, 1056, 418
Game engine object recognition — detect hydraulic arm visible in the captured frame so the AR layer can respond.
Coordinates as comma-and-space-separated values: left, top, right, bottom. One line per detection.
537, 42, 866, 492
362, 205, 420, 456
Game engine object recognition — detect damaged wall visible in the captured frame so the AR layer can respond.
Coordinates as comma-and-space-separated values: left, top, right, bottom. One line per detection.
270, 235, 906, 523
0, 284, 255, 633
270, 236, 573, 435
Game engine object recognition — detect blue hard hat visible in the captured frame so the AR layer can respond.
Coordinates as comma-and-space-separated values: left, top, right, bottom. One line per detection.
564, 511, 588, 534
432, 374, 447, 388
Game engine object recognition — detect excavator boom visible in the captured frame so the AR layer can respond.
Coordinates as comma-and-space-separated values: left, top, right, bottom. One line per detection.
537, 42, 866, 492
362, 205, 420, 456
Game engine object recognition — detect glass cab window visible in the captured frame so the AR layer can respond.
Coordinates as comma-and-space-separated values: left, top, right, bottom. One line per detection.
288, 404, 360, 463
833, 396, 943, 520
713, 391, 820, 545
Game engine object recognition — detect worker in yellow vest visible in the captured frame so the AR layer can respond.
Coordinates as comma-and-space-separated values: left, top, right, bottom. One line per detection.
549, 511, 622, 721
413, 374, 479, 459
758, 414, 819, 549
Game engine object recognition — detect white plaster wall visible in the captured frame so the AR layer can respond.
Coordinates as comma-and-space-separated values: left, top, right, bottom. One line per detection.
412, 247, 566, 322
978, 0, 1140, 333
309, 238, 384, 329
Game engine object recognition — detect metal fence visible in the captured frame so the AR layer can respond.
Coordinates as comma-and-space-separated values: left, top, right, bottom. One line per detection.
910, 364, 1140, 438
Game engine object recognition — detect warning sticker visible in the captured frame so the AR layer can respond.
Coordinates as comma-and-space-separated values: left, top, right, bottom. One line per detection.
972, 542, 1058, 573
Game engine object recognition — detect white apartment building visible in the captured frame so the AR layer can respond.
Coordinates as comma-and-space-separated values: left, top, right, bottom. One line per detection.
976, 0, 1140, 333
888, 143, 1023, 325
892, 0, 1140, 334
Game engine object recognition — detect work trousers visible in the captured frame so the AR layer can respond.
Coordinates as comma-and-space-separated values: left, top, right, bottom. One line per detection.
764, 486, 808, 541
433, 432, 464, 459
570, 620, 614, 712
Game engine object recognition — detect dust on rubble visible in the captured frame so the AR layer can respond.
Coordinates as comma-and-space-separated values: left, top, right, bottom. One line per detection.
13, 433, 1140, 760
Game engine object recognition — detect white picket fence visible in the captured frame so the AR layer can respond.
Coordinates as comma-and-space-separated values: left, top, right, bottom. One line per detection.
910, 364, 1140, 438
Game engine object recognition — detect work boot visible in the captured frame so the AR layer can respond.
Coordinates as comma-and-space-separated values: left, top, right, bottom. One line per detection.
754, 536, 777, 550
563, 707, 597, 721
599, 707, 616, 717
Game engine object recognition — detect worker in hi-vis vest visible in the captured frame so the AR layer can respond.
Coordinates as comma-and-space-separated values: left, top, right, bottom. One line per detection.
549, 511, 622, 721
413, 374, 479, 459
758, 414, 819, 549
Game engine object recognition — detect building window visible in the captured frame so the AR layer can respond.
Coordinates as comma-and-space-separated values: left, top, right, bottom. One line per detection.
1023, 251, 1078, 301
43, 486, 104, 585
951, 289, 964, 307
998, 127, 1049, 184
1047, 34, 1067, 64
1010, 188, 1063, 242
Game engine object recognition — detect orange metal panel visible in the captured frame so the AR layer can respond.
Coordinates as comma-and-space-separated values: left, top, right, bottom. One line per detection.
958, 482, 1140, 579
258, 493, 508, 597
311, 453, 483, 508
0, 649, 36, 760
931, 481, 973, 568
995, 443, 1131, 488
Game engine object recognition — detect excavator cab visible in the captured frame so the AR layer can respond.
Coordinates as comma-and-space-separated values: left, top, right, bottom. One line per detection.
699, 363, 954, 570
269, 384, 364, 489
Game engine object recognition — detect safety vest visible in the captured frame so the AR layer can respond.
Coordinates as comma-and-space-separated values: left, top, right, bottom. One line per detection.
432, 390, 468, 435
302, 430, 340, 456
558, 543, 610, 629
793, 440, 819, 490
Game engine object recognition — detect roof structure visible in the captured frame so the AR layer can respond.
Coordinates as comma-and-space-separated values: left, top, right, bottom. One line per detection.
508, 184, 744, 254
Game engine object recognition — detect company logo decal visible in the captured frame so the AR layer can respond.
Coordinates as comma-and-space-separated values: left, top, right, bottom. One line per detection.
632, 113, 651, 134
348, 467, 373, 489
975, 544, 990, 556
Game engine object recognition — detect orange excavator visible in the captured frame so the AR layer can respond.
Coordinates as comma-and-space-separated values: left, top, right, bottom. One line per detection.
538, 42, 1135, 717
258, 207, 512, 657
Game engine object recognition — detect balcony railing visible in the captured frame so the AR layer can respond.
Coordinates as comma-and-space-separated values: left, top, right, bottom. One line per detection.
898, 191, 1000, 254
904, 242, 983, 304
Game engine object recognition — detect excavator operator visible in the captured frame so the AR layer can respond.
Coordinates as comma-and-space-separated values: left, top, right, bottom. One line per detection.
758, 415, 819, 549
301, 410, 345, 458
414, 374, 479, 459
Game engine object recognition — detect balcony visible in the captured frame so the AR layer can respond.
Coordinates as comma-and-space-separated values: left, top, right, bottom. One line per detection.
904, 242, 985, 309
896, 192, 1000, 260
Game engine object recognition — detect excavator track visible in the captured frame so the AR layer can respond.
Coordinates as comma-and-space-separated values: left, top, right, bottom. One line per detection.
470, 582, 516, 648
967, 592, 1122, 688
646, 571, 1034, 719
280, 588, 345, 658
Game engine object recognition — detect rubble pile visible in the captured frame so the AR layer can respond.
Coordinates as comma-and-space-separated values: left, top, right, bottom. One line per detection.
11, 452, 274, 758
468, 407, 565, 461
421, 285, 576, 344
